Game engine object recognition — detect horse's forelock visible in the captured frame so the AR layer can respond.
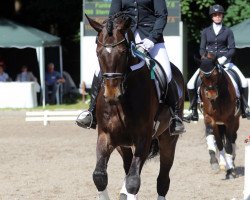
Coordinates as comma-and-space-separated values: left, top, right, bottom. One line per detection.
200, 58, 216, 74
106, 17, 113, 36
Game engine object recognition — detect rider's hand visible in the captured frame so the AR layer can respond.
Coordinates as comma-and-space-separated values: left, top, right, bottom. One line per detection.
141, 38, 154, 51
217, 56, 227, 65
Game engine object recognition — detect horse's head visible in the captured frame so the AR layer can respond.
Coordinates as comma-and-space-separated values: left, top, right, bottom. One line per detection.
198, 53, 222, 100
86, 12, 134, 103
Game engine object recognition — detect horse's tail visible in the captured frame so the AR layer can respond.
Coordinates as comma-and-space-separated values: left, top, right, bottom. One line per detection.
147, 138, 159, 159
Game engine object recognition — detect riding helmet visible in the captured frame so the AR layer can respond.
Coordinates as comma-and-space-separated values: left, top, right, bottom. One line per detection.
209, 4, 225, 15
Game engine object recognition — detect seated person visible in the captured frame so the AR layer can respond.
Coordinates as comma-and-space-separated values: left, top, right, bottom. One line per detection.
16, 65, 37, 82
45, 63, 65, 104
0, 61, 11, 82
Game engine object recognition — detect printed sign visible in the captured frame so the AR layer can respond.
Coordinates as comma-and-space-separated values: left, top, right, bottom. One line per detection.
83, 0, 180, 36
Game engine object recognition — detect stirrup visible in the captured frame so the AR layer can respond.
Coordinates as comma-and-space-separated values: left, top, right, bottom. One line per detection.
76, 110, 95, 129
169, 116, 186, 136
242, 107, 250, 119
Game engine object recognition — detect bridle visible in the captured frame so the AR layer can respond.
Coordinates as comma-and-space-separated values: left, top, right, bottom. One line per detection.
200, 64, 223, 99
96, 34, 131, 80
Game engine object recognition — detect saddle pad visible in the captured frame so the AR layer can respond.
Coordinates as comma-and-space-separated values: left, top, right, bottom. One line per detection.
225, 71, 240, 98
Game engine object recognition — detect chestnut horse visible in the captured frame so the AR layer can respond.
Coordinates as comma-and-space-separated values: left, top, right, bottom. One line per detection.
198, 54, 240, 179
86, 13, 185, 200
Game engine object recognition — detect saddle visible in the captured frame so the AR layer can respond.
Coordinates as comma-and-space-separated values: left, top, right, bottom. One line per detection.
130, 43, 167, 102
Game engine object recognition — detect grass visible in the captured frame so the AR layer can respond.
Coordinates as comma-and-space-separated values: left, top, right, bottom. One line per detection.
0, 94, 190, 111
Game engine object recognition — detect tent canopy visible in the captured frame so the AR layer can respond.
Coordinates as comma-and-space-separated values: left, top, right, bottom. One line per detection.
0, 18, 60, 48
231, 18, 250, 49
0, 18, 62, 108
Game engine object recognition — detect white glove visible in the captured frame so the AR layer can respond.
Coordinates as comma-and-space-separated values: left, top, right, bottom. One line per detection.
217, 56, 227, 65
141, 38, 154, 51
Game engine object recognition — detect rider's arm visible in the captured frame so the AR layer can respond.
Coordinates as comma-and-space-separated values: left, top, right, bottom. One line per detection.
148, 0, 168, 43
109, 0, 122, 16
225, 29, 236, 59
200, 29, 207, 57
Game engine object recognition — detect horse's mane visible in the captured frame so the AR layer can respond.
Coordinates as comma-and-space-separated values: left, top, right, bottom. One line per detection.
104, 11, 130, 36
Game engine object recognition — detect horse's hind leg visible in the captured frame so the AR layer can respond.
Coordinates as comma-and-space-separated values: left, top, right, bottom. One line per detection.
93, 133, 114, 200
157, 133, 178, 199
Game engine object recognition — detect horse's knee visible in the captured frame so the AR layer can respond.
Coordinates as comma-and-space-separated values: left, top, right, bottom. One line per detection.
126, 175, 140, 194
93, 170, 108, 191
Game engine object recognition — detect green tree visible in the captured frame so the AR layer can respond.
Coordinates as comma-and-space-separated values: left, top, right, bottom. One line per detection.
181, 0, 250, 43
224, 0, 250, 27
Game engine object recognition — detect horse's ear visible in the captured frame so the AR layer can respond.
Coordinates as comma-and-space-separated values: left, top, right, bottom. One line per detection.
193, 55, 201, 67
85, 14, 103, 33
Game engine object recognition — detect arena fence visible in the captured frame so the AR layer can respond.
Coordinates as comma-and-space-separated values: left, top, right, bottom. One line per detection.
244, 145, 250, 200
25, 110, 82, 126
25, 109, 203, 126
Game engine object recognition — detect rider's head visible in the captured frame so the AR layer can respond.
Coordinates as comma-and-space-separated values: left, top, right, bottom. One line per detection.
209, 4, 224, 24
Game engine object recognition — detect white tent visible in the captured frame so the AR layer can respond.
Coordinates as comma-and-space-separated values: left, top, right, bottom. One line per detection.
0, 18, 63, 108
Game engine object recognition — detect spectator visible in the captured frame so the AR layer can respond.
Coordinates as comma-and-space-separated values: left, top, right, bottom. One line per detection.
45, 62, 65, 104
16, 65, 37, 82
0, 61, 11, 82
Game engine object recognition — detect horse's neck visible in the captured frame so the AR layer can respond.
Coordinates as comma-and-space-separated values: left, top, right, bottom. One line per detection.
218, 71, 235, 98
129, 56, 140, 66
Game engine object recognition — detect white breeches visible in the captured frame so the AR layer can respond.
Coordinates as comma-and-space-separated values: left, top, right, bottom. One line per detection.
134, 32, 172, 83
224, 63, 248, 88
187, 63, 249, 89
187, 69, 200, 90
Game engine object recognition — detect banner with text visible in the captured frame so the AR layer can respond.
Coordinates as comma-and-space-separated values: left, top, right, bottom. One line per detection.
83, 0, 180, 36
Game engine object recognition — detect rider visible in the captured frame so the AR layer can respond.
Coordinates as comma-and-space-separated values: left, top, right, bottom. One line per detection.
184, 4, 250, 122
76, 0, 185, 134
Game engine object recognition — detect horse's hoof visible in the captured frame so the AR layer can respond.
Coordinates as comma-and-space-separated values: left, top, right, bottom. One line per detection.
225, 168, 238, 179
119, 193, 127, 200
211, 163, 220, 173
219, 164, 226, 172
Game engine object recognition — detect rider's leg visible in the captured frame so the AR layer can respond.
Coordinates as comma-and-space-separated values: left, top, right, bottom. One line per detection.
183, 69, 200, 123
149, 43, 184, 134
165, 79, 185, 134
226, 63, 250, 119
76, 71, 102, 128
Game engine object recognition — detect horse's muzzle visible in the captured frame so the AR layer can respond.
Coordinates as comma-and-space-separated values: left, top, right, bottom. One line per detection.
205, 89, 218, 100
103, 79, 123, 103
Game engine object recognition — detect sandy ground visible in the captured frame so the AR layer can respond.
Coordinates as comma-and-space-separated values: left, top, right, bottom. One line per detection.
0, 110, 249, 200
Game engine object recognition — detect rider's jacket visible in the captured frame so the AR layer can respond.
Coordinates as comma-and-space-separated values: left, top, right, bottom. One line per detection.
109, 0, 168, 44
200, 24, 236, 63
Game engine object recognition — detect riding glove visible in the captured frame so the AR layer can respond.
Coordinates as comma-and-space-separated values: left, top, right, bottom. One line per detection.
217, 56, 227, 65
141, 38, 154, 51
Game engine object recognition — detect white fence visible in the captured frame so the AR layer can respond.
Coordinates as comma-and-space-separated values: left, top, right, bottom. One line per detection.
25, 110, 82, 126
244, 145, 250, 200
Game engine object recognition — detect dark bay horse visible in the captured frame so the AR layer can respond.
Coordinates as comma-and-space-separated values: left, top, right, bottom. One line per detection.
198, 54, 240, 179
86, 13, 185, 200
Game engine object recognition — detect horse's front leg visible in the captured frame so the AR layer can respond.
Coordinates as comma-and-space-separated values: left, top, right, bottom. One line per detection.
204, 116, 221, 172
125, 137, 151, 199
223, 125, 238, 179
156, 131, 178, 200
93, 132, 114, 200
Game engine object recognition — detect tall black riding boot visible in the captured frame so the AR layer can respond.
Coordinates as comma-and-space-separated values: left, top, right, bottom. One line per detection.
241, 87, 250, 119
165, 79, 185, 135
76, 72, 102, 129
183, 89, 199, 123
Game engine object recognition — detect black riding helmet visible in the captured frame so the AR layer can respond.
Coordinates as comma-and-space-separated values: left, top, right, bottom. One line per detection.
209, 4, 225, 15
